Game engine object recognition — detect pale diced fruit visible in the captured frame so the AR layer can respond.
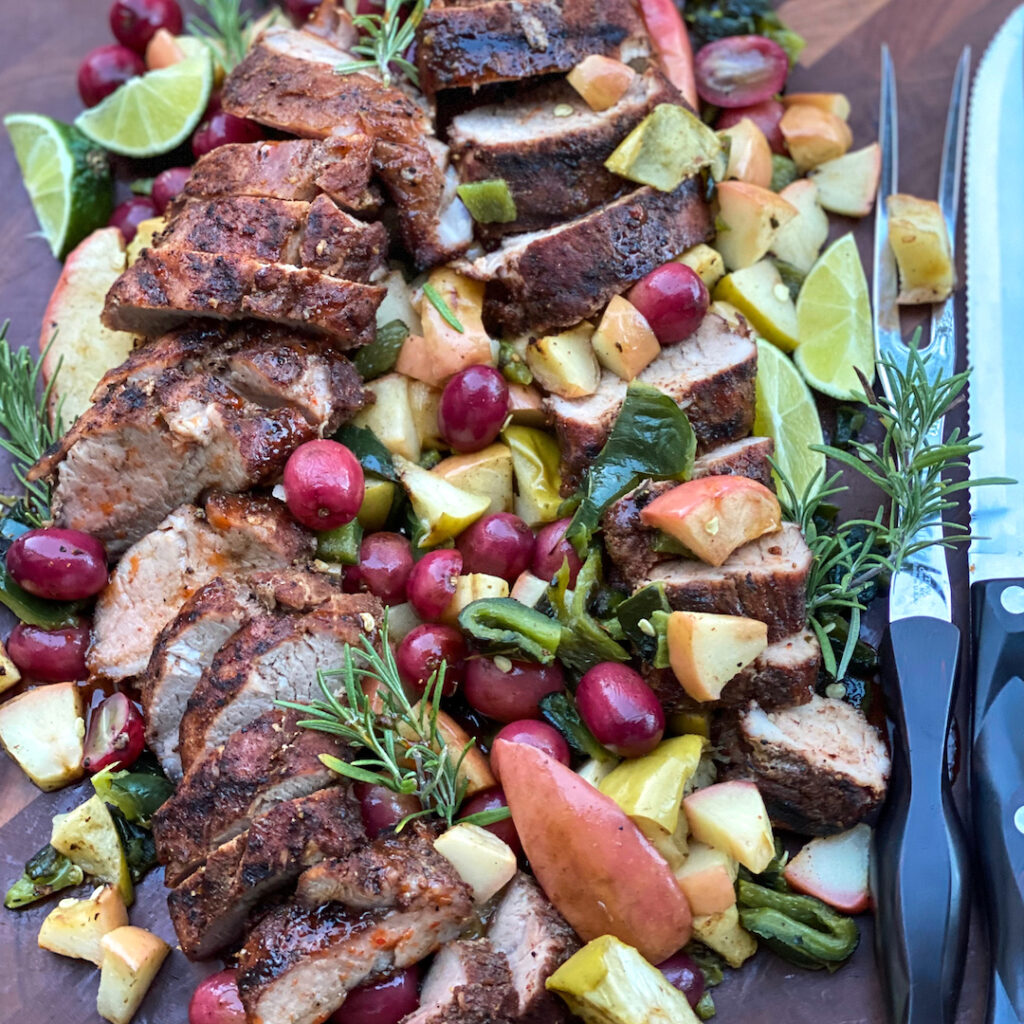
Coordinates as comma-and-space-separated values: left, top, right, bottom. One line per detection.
432, 443, 514, 516
433, 822, 517, 903
808, 143, 882, 217
770, 178, 829, 274
352, 373, 420, 461
0, 640, 21, 695
96, 926, 171, 1024
591, 296, 661, 381
713, 260, 799, 351
714, 181, 798, 270
51, 795, 134, 905
779, 104, 853, 170
393, 454, 491, 547
717, 117, 773, 188
0, 682, 85, 791
38, 885, 130, 966
567, 54, 636, 111
125, 217, 165, 264
691, 904, 758, 968
666, 611, 769, 702
575, 755, 620, 789
507, 383, 548, 428
675, 243, 726, 291
783, 823, 872, 913
526, 323, 601, 398
886, 193, 955, 304
709, 300, 743, 329
683, 780, 775, 874
510, 570, 550, 608
675, 841, 738, 915
407, 378, 445, 451
781, 92, 851, 121
441, 573, 510, 625
376, 269, 423, 336
357, 476, 398, 532
382, 602, 423, 644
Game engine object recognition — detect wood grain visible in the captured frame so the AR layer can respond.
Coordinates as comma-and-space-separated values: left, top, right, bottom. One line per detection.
0, 1, 1017, 1021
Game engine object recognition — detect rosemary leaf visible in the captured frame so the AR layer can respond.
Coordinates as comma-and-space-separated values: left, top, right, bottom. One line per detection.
422, 281, 465, 333
336, 0, 428, 87
188, 0, 253, 72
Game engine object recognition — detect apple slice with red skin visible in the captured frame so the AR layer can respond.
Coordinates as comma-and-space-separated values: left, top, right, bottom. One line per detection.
635, 0, 698, 109
491, 737, 693, 963
783, 823, 872, 913
640, 475, 783, 567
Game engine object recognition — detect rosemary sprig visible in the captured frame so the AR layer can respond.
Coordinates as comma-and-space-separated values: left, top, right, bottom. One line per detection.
422, 281, 465, 333
188, 0, 253, 73
278, 615, 508, 831
0, 322, 62, 526
336, 0, 428, 87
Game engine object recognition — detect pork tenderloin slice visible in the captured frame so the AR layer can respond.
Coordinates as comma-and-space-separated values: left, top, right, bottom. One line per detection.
732, 695, 891, 835
549, 313, 757, 493
298, 195, 389, 280
692, 436, 775, 488
177, 592, 382, 775
415, 0, 650, 94
102, 248, 384, 347
87, 493, 312, 681
487, 872, 579, 1024
462, 179, 712, 337
644, 523, 812, 643
168, 785, 365, 960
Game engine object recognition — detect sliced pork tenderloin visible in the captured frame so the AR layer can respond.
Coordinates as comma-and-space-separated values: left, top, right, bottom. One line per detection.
87, 493, 312, 681
549, 313, 757, 492
168, 785, 365, 959
693, 436, 775, 488
729, 695, 891, 835
461, 179, 712, 337
177, 591, 382, 775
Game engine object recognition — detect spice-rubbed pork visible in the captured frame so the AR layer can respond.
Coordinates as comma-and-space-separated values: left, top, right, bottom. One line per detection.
88, 493, 313, 681
176, 591, 381, 775
730, 695, 891, 834
448, 65, 680, 240
168, 785, 365, 960
238, 824, 475, 1024
487, 873, 579, 1024
415, 0, 651, 94
462, 180, 712, 337
548, 313, 757, 492
693, 436, 775, 488
31, 322, 365, 553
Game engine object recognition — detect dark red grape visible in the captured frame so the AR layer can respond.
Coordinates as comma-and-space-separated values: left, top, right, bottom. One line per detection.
110, 0, 183, 53
491, 720, 570, 780
694, 35, 789, 108
283, 0, 321, 23
406, 549, 462, 621
627, 263, 709, 346
396, 623, 467, 697
576, 662, 664, 758
456, 513, 534, 583
283, 440, 365, 531
657, 951, 705, 1009
464, 657, 564, 723
459, 786, 522, 857
346, 533, 413, 605
191, 111, 264, 158
6, 528, 107, 602
330, 966, 420, 1024
7, 622, 90, 682
716, 98, 786, 155
530, 518, 582, 586
82, 692, 145, 773
356, 783, 422, 839
438, 365, 510, 454
77, 44, 145, 107
188, 968, 245, 1024
151, 166, 192, 214
109, 196, 158, 243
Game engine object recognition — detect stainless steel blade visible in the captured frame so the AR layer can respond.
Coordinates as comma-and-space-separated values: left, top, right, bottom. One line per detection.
967, 6, 1024, 584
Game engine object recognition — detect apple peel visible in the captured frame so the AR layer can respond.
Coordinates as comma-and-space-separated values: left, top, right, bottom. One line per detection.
784, 823, 873, 913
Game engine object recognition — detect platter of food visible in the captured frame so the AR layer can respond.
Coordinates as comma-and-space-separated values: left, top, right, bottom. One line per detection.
0, 1, 1017, 1023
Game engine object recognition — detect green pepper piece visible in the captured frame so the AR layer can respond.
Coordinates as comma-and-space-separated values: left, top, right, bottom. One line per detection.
458, 598, 562, 664
316, 519, 364, 565
695, 992, 716, 1020
539, 691, 612, 762
770, 154, 799, 192
456, 179, 518, 224
617, 582, 673, 661
108, 806, 157, 885
92, 769, 174, 825
0, 566, 81, 629
353, 319, 409, 381
4, 844, 84, 909
498, 341, 533, 386
334, 424, 398, 482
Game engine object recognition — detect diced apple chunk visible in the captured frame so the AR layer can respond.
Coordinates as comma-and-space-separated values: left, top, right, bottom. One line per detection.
434, 822, 517, 903
713, 260, 799, 351
433, 444, 514, 516
782, 92, 851, 121
886, 193, 955, 304
527, 323, 601, 398
510, 570, 550, 608
352, 373, 421, 461
784, 823, 872, 913
683, 780, 775, 873
442, 573, 510, 625
507, 383, 548, 428
691, 904, 758, 968
717, 117, 773, 188
38, 885, 130, 966
715, 181, 797, 271
779, 104, 853, 170
808, 143, 882, 217
666, 611, 768, 702
0, 640, 21, 696
591, 297, 661, 381
51, 795, 134, 905
567, 54, 636, 111
675, 243, 726, 291
393, 454, 491, 547
407, 378, 444, 451
97, 926, 171, 1024
770, 178, 829, 274
0, 682, 85, 791
676, 841, 739, 915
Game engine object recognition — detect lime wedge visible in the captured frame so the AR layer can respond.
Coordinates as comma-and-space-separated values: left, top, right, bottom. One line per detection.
754, 339, 825, 498
4, 113, 113, 259
74, 48, 213, 158
793, 234, 875, 400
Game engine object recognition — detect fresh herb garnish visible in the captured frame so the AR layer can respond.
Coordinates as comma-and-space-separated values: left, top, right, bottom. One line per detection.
422, 280, 465, 333
188, 0, 253, 73
336, 0, 428, 88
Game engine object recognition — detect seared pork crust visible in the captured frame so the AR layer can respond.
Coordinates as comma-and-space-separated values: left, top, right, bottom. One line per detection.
168, 786, 365, 959
692, 436, 775, 488
416, 0, 650, 94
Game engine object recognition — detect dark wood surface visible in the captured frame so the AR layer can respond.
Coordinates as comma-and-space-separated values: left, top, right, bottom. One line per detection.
0, 1, 1018, 1021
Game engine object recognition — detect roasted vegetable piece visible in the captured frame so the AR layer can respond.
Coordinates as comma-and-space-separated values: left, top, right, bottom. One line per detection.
50, 795, 133, 905
37, 884, 129, 965
316, 519, 363, 565
353, 319, 409, 381
492, 737, 693, 962
458, 597, 562, 664
617, 584, 673, 662
0, 565, 82, 628
691, 904, 758, 967
540, 691, 614, 762
92, 769, 173, 825
334, 424, 399, 482
456, 179, 518, 224
5, 844, 85, 909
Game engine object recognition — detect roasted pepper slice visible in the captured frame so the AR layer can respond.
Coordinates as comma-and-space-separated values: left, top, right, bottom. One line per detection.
458, 597, 562, 664
4, 844, 84, 909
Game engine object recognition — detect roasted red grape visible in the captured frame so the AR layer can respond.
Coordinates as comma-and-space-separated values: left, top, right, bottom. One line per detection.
459, 786, 522, 856
330, 966, 420, 1024
716, 98, 787, 155
346, 532, 413, 605
396, 623, 467, 696
83, 692, 146, 772
283, 440, 365, 531
7, 622, 90, 682
657, 951, 705, 1009
283, 0, 322, 24
531, 518, 582, 586
463, 657, 564, 723
189, 969, 245, 1024
456, 513, 534, 583
6, 527, 107, 601
109, 196, 158, 243
576, 662, 664, 757
77, 44, 145, 107
192, 111, 264, 157
627, 263, 709, 346
491, 719, 570, 780
694, 34, 789, 108
110, 0, 183, 53
406, 549, 462, 621
151, 166, 192, 214
438, 365, 509, 453
356, 783, 422, 839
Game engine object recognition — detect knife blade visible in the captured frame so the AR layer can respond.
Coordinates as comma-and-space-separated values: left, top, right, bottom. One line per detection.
965, 7, 1024, 1022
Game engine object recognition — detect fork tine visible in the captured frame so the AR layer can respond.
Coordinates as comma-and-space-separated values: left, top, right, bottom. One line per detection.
874, 44, 901, 401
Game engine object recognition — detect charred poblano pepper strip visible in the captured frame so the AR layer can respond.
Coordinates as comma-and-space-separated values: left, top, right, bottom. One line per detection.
334, 424, 399, 482
458, 598, 562, 664
539, 691, 613, 762
617, 583, 672, 662
5, 844, 84, 909
92, 769, 174, 826
456, 179, 518, 224
770, 153, 799, 192
353, 319, 409, 381
498, 341, 533, 386
0, 566, 82, 628
316, 519, 363, 565
108, 806, 158, 885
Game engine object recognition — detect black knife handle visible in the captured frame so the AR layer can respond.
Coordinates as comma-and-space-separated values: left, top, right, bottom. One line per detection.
873, 616, 970, 1024
971, 579, 1024, 741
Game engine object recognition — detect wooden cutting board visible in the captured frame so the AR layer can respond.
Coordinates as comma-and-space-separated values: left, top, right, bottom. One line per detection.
0, 1, 1013, 1021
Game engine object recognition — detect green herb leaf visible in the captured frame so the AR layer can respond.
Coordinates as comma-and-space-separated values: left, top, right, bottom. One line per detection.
422, 281, 465, 334
337, 0, 428, 88
188, 0, 253, 72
